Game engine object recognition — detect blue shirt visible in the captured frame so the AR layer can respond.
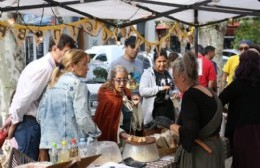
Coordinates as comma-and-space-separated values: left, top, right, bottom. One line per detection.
37, 72, 101, 149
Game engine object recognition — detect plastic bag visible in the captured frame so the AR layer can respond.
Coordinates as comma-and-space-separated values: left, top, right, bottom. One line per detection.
0, 130, 8, 148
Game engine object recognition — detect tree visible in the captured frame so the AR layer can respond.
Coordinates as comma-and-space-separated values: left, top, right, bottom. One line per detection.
0, 13, 25, 126
93, 67, 108, 82
233, 17, 260, 48
199, 22, 227, 92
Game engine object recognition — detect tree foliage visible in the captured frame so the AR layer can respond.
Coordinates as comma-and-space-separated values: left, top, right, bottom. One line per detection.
233, 17, 260, 48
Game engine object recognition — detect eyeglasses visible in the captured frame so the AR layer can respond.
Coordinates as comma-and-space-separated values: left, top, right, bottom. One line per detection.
239, 46, 249, 51
113, 78, 128, 84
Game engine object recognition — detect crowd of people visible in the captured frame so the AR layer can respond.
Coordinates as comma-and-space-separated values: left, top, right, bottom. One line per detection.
0, 34, 259, 168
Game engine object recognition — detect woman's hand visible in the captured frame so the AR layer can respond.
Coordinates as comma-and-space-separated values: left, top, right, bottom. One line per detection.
173, 92, 181, 100
170, 124, 180, 136
162, 86, 171, 91
120, 132, 130, 139
131, 95, 141, 105
7, 123, 18, 139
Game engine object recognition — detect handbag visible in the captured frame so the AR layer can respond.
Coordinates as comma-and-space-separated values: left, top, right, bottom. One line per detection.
0, 129, 8, 148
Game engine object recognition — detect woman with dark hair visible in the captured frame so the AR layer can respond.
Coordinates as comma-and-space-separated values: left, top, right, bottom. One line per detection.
169, 51, 224, 168
219, 50, 260, 168
140, 50, 175, 129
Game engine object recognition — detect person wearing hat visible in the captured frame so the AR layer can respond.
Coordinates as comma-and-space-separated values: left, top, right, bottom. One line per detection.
221, 40, 251, 90
108, 36, 144, 136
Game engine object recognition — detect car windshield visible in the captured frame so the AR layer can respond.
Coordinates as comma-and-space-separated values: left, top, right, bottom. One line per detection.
86, 60, 108, 84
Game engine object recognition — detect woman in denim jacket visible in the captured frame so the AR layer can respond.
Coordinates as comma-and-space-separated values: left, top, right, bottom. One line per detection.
37, 49, 101, 161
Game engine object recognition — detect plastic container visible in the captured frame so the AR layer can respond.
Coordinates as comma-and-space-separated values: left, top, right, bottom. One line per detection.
78, 138, 87, 158
90, 141, 122, 165
50, 142, 58, 164
59, 140, 70, 163
70, 138, 78, 158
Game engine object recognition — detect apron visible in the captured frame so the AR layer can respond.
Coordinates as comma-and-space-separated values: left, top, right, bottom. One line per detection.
174, 89, 225, 168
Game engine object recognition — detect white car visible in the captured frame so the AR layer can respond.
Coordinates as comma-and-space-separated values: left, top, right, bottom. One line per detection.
222, 49, 240, 64
86, 45, 125, 69
85, 61, 108, 115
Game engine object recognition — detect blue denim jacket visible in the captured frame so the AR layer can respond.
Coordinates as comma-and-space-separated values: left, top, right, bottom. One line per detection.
37, 72, 101, 149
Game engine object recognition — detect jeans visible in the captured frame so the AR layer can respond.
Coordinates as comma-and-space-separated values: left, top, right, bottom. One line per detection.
14, 116, 41, 161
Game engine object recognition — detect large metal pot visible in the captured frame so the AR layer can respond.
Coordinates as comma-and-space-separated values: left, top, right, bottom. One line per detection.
122, 137, 159, 162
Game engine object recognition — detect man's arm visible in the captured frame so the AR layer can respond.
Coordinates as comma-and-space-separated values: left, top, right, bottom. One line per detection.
207, 62, 217, 91
221, 72, 228, 91
10, 68, 52, 124
208, 80, 215, 90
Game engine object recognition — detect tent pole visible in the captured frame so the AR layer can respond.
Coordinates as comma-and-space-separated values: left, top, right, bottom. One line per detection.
194, 9, 199, 58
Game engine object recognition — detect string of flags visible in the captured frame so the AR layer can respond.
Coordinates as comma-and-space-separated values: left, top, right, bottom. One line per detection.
0, 18, 194, 51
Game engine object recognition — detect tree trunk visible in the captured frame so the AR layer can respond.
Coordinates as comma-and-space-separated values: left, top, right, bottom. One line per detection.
199, 22, 227, 93
0, 13, 25, 126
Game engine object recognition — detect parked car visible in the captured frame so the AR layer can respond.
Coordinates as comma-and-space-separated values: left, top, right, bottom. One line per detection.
86, 45, 125, 69
85, 61, 108, 115
222, 49, 240, 64
85, 46, 105, 59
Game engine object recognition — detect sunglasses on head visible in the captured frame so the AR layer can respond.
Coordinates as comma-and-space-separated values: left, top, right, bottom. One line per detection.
239, 46, 249, 51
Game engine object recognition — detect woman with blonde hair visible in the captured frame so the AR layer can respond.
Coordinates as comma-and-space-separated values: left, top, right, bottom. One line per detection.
37, 49, 100, 161
94, 65, 133, 143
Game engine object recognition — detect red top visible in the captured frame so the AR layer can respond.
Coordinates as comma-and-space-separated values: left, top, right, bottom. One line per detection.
94, 86, 132, 143
198, 54, 217, 87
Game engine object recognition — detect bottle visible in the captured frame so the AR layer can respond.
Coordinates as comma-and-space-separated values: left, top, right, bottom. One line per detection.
70, 138, 78, 159
50, 142, 58, 164
126, 74, 131, 89
78, 138, 87, 158
59, 140, 70, 163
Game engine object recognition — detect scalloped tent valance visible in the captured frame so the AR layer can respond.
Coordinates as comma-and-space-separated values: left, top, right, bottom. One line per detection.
0, 0, 259, 28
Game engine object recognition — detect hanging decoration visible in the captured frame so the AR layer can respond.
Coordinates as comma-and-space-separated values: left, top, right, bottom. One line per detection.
33, 30, 47, 46
135, 35, 144, 50
67, 25, 80, 42
120, 27, 126, 37
0, 24, 8, 40
12, 26, 29, 46
0, 18, 194, 49
102, 26, 113, 44
50, 28, 64, 45
145, 43, 152, 53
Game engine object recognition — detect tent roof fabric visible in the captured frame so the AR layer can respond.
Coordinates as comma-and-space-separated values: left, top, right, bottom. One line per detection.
0, 0, 259, 27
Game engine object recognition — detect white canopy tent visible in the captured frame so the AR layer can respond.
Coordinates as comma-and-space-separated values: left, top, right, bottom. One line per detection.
0, 0, 259, 53
0, 0, 259, 27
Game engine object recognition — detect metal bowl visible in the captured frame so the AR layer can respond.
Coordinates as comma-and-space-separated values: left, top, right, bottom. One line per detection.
122, 137, 159, 162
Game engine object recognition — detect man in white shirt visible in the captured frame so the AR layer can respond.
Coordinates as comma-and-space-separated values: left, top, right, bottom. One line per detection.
0, 34, 75, 160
